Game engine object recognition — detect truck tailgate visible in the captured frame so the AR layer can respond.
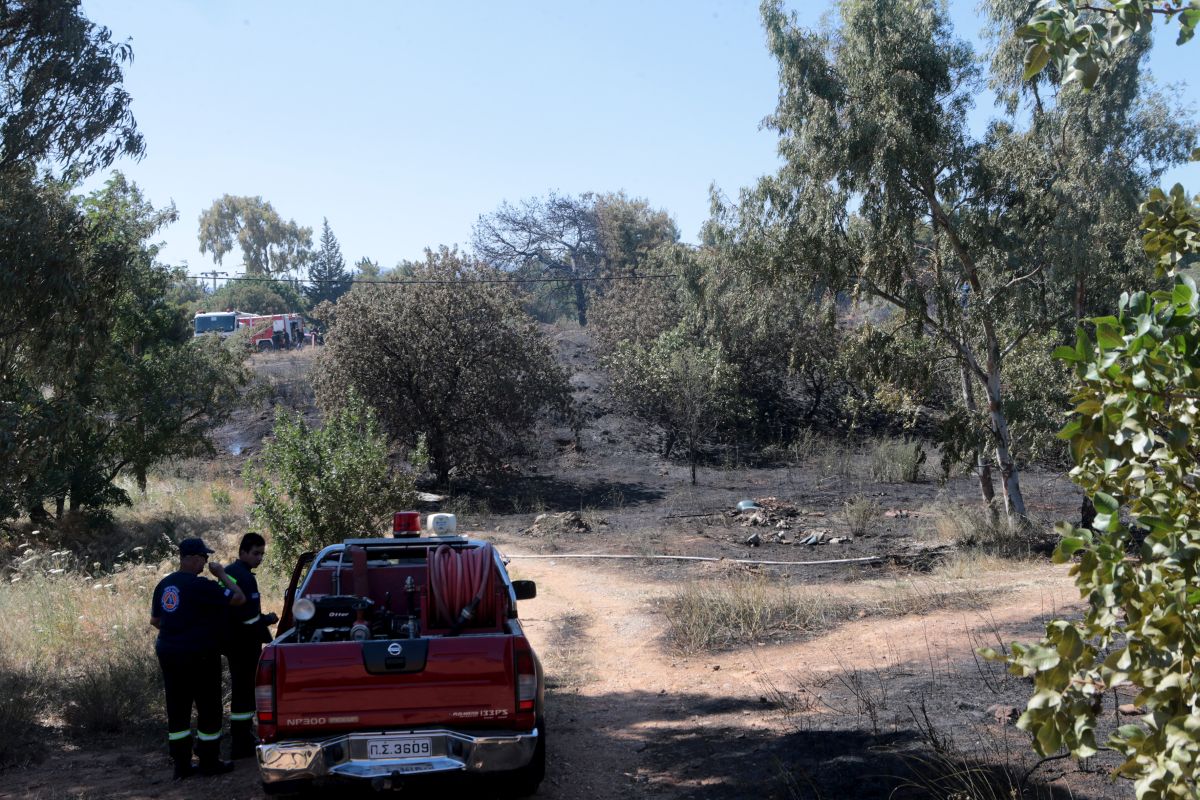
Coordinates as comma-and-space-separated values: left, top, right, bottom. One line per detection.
274, 636, 518, 734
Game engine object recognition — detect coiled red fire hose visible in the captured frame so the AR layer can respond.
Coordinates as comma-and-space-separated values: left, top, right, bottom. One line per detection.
428, 543, 496, 632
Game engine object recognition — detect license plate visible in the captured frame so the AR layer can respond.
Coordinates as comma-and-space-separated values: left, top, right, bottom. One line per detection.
367, 737, 433, 759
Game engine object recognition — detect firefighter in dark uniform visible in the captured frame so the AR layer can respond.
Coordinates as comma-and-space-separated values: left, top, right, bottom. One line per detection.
222, 532, 278, 759
150, 537, 245, 779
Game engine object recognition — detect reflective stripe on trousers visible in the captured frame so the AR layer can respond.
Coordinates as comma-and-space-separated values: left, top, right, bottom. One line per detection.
196, 730, 222, 742
168, 730, 191, 741
230, 711, 254, 721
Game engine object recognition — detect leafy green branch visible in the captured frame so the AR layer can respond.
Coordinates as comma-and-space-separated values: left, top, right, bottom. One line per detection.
1020, 1, 1199, 87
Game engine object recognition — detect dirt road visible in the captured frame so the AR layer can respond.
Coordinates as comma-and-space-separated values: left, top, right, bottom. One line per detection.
511, 554, 1087, 800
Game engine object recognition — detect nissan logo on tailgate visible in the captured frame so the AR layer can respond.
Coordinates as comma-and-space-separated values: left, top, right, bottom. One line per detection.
387, 642, 403, 656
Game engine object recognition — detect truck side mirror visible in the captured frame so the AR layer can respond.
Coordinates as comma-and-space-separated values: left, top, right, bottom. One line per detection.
512, 580, 537, 600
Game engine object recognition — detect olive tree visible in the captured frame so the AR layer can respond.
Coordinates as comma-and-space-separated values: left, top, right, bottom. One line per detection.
473, 191, 678, 325
313, 246, 573, 485
245, 394, 413, 565
735, 0, 1040, 516
606, 330, 746, 485
587, 243, 689, 357
0, 0, 144, 175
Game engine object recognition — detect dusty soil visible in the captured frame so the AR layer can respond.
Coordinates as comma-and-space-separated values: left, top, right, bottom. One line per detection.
0, 328, 1132, 799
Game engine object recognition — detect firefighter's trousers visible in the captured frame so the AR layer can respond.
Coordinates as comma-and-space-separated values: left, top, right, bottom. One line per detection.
157, 648, 223, 763
224, 642, 261, 756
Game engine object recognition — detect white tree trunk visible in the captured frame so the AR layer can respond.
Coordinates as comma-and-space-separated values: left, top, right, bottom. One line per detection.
983, 338, 1027, 519
959, 357, 996, 507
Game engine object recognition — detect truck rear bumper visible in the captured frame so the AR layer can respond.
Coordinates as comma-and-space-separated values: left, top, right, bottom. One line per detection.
258, 727, 539, 784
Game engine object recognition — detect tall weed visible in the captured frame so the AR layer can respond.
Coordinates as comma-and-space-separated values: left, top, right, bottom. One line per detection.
59, 640, 163, 736
0, 655, 47, 767
869, 438, 925, 483
842, 494, 882, 536
0, 564, 161, 745
928, 502, 1043, 559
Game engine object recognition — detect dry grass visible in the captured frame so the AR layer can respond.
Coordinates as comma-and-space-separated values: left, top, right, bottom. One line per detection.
664, 575, 987, 654
0, 655, 48, 767
786, 435, 927, 485
248, 348, 317, 410
0, 563, 164, 747
842, 494, 882, 536
0, 565, 159, 665
923, 500, 1048, 559
869, 437, 925, 483
0, 547, 293, 756
441, 494, 491, 528
933, 550, 1028, 581
0, 467, 258, 581
116, 468, 252, 526
665, 576, 843, 653
541, 612, 593, 693
817, 443, 859, 479
0, 467, 291, 759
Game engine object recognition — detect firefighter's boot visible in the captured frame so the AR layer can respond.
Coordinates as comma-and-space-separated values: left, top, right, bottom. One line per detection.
230, 717, 258, 760
195, 735, 235, 775
169, 735, 196, 780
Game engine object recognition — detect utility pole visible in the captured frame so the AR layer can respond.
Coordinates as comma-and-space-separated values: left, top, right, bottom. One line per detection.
199, 270, 227, 292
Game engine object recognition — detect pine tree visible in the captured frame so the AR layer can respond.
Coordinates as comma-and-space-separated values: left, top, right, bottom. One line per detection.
305, 218, 352, 305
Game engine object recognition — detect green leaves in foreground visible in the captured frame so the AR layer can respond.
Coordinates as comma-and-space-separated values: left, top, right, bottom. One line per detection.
1019, 1, 1200, 90
987, 273, 1200, 798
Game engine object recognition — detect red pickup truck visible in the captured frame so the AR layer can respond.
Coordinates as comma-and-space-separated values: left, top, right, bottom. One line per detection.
255, 526, 545, 796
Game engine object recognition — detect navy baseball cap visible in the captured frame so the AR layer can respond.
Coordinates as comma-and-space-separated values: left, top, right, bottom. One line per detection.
179, 537, 214, 557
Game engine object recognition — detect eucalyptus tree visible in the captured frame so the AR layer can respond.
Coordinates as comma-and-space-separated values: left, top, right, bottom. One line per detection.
0, 0, 152, 522
727, 0, 1042, 515
0, 0, 143, 175
197, 194, 312, 276
985, 0, 1195, 324
715, 0, 1194, 517
3, 175, 248, 521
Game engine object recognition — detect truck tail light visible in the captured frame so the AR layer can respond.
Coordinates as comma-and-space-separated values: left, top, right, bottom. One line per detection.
255, 650, 276, 736
515, 639, 537, 713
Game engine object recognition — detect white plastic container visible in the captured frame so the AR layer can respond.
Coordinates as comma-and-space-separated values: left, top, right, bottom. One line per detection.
427, 513, 458, 535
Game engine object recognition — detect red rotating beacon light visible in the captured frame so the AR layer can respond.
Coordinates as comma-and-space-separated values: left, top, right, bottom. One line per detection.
392, 511, 421, 537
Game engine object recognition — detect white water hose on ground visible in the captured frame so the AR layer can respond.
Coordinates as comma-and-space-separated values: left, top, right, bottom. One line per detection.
503, 553, 882, 567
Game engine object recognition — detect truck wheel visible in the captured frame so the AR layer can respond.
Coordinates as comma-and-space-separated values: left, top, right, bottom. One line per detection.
497, 720, 546, 798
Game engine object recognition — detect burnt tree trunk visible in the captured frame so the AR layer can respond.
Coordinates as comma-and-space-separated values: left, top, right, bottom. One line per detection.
573, 280, 588, 327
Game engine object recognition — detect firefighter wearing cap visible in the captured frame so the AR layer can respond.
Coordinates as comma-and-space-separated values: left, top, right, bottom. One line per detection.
150, 537, 245, 780
221, 532, 278, 759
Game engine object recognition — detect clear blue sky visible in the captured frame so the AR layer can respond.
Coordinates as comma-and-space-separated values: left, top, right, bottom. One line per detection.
79, 1, 1198, 279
